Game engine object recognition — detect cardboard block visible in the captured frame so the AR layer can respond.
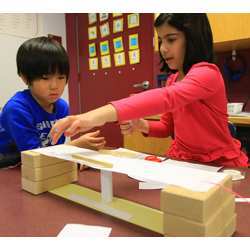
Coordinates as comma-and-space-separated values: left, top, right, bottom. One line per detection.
21, 149, 67, 168
22, 169, 78, 195
161, 175, 233, 222
22, 161, 77, 181
163, 196, 235, 236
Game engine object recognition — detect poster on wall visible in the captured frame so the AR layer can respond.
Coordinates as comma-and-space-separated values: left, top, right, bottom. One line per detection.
88, 26, 97, 40
100, 22, 110, 38
127, 13, 140, 28
101, 55, 111, 68
113, 37, 124, 52
114, 52, 126, 67
100, 40, 110, 55
129, 33, 139, 50
129, 49, 140, 64
88, 13, 97, 24
89, 57, 98, 70
88, 43, 96, 57
113, 18, 123, 33
99, 13, 109, 22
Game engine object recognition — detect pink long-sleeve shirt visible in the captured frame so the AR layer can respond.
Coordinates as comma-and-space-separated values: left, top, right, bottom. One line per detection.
111, 62, 248, 167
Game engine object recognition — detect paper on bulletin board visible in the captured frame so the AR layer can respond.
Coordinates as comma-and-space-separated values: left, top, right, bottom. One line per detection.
129, 33, 139, 50
127, 13, 140, 28
88, 43, 96, 57
100, 40, 110, 55
113, 18, 123, 33
88, 26, 97, 40
101, 55, 111, 69
114, 52, 126, 67
89, 57, 98, 70
99, 13, 109, 22
129, 49, 140, 64
88, 13, 97, 25
113, 37, 124, 53
100, 22, 110, 38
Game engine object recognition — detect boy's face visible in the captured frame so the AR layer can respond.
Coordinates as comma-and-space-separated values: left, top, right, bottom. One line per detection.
157, 23, 186, 75
25, 73, 67, 110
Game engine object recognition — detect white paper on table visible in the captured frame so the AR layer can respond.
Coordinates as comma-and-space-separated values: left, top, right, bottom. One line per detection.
57, 224, 112, 237
235, 198, 250, 203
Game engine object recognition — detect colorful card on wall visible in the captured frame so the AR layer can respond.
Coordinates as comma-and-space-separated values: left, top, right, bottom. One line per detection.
88, 26, 97, 40
129, 34, 139, 50
99, 13, 109, 22
100, 22, 110, 38
113, 13, 122, 18
101, 55, 111, 68
113, 18, 123, 33
100, 40, 110, 55
113, 37, 124, 52
88, 43, 96, 57
89, 57, 98, 70
88, 13, 97, 24
129, 49, 140, 64
114, 52, 126, 67
127, 13, 140, 28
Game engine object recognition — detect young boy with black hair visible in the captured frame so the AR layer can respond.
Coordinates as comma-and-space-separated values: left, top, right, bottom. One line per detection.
0, 36, 105, 168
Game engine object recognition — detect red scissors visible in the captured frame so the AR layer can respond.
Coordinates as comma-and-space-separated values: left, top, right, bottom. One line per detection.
144, 155, 163, 162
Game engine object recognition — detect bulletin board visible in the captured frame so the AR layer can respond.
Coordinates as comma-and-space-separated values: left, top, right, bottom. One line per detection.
68, 13, 155, 147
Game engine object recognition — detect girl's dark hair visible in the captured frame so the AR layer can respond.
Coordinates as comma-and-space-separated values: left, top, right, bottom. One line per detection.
154, 13, 214, 74
16, 36, 69, 84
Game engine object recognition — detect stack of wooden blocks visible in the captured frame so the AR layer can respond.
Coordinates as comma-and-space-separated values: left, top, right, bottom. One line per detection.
21, 149, 78, 195
161, 175, 236, 236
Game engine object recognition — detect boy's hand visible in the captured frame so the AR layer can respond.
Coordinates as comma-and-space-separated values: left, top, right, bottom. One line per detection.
70, 130, 106, 150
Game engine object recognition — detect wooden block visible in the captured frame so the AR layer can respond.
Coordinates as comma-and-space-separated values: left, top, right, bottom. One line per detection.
22, 169, 78, 195
22, 161, 77, 181
98, 149, 138, 158
21, 149, 67, 168
161, 175, 233, 223
71, 153, 113, 168
218, 214, 236, 237
163, 196, 235, 236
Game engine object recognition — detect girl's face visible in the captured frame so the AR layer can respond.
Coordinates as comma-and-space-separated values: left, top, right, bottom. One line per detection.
157, 23, 186, 75
22, 73, 67, 112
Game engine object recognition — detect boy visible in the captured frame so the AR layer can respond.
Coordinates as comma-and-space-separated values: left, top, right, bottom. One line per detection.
0, 36, 105, 168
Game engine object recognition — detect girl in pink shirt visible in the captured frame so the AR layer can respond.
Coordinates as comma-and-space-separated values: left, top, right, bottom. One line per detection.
51, 14, 248, 168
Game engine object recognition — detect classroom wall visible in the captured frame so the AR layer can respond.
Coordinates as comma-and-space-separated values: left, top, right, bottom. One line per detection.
216, 49, 250, 111
0, 13, 68, 109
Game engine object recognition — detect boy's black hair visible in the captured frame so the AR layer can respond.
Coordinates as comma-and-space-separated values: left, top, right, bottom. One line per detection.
154, 13, 214, 75
16, 36, 69, 84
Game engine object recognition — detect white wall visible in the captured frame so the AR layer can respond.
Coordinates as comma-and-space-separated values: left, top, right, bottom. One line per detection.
0, 13, 68, 109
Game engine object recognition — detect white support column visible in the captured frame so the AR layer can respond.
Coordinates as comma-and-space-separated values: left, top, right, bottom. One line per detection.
100, 170, 113, 203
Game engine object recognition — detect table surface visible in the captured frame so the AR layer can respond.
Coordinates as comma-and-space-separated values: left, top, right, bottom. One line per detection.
0, 166, 250, 237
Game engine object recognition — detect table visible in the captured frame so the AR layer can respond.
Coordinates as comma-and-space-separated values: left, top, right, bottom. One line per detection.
0, 166, 249, 236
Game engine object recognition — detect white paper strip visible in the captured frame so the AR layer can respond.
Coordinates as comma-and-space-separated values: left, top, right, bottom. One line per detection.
57, 224, 112, 237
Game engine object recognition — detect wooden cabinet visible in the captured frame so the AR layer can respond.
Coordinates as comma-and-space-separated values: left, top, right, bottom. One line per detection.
208, 13, 250, 51
124, 132, 172, 156
154, 14, 250, 52
123, 116, 172, 156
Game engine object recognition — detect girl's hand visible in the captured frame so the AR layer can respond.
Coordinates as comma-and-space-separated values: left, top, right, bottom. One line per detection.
50, 104, 117, 145
120, 119, 149, 135
70, 130, 106, 150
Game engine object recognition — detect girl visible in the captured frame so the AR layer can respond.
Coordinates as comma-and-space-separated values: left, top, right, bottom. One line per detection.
51, 14, 248, 168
